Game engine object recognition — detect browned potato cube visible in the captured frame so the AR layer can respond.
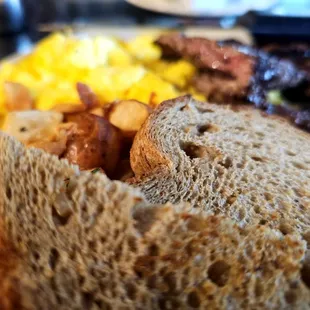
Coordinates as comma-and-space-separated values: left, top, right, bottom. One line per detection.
4, 82, 34, 111
63, 112, 122, 176
107, 100, 152, 138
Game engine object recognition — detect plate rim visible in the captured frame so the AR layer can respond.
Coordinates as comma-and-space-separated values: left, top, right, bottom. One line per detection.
126, 0, 279, 17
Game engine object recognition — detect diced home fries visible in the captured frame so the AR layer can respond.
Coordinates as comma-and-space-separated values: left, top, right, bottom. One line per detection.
0, 32, 207, 177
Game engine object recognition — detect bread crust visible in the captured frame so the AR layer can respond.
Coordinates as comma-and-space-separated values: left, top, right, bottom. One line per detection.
131, 95, 310, 178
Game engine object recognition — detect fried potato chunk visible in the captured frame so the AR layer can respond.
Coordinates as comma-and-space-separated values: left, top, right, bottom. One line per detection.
63, 112, 122, 175
4, 82, 34, 111
2, 110, 63, 144
107, 100, 152, 138
27, 122, 77, 156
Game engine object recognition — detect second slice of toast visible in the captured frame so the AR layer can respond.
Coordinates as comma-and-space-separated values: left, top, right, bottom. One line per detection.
130, 96, 310, 237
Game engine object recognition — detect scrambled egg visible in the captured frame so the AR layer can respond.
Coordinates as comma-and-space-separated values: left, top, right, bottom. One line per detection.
148, 59, 196, 89
125, 34, 161, 64
0, 32, 206, 117
125, 72, 179, 104
84, 65, 147, 103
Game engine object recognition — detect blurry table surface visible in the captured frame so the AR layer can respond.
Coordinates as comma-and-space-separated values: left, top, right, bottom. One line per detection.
0, 0, 206, 59
0, 0, 224, 60
1, 0, 310, 59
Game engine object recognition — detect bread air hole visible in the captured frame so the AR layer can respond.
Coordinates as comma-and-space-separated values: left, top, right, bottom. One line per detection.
180, 104, 191, 111
285, 290, 298, 304
196, 106, 214, 113
279, 221, 293, 235
207, 260, 230, 287
264, 192, 273, 201
79, 275, 85, 286
187, 290, 201, 308
125, 282, 137, 300
33, 251, 40, 261
253, 143, 262, 148
94, 300, 103, 308
301, 252, 310, 289
147, 274, 157, 289
128, 236, 138, 253
255, 280, 264, 297
158, 297, 180, 309
292, 161, 308, 170
180, 142, 210, 159
164, 272, 177, 293
286, 150, 297, 156
148, 243, 159, 256
5, 186, 12, 200
218, 156, 233, 169
235, 126, 246, 131
251, 156, 267, 163
82, 292, 94, 309
49, 248, 59, 270
256, 131, 265, 137
197, 123, 220, 135
52, 205, 72, 226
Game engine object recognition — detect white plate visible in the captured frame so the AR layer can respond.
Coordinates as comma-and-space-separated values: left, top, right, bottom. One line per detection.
126, 0, 278, 17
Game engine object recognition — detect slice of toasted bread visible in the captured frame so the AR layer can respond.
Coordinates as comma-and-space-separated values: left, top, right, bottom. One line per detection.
130, 96, 310, 238
1, 133, 310, 309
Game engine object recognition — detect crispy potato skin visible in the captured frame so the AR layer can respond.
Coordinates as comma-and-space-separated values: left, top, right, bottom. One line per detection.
76, 82, 100, 109
106, 100, 152, 138
1, 110, 63, 145
63, 112, 122, 175
4, 82, 34, 112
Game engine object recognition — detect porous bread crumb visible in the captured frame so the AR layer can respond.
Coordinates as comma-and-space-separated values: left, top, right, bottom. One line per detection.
0, 133, 309, 309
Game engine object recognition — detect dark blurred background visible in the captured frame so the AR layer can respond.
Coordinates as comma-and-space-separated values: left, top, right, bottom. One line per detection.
1, 0, 310, 59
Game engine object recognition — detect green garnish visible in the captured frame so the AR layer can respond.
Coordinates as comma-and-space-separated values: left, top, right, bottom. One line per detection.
267, 90, 284, 105
91, 168, 103, 174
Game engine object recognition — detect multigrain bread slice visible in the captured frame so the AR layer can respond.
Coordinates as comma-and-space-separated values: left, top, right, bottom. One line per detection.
129, 95, 310, 237
1, 133, 310, 309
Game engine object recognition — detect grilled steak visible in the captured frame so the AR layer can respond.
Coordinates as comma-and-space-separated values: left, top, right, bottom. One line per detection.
191, 71, 247, 102
155, 33, 310, 131
156, 34, 307, 106
155, 33, 254, 101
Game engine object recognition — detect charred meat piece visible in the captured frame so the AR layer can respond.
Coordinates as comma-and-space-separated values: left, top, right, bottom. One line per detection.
262, 44, 310, 104
228, 41, 310, 129
156, 33, 310, 131
263, 43, 310, 74
192, 71, 247, 102
156, 33, 254, 99
220, 40, 308, 107
156, 34, 308, 108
